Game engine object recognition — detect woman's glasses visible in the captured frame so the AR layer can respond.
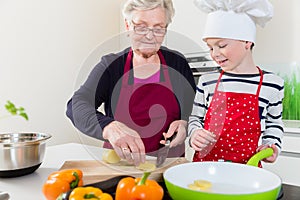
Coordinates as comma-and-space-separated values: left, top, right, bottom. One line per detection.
131, 21, 167, 37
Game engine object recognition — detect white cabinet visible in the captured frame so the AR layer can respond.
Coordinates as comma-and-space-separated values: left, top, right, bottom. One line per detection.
263, 128, 300, 186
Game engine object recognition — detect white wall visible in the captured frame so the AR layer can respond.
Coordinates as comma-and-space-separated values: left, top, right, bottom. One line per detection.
254, 0, 299, 64
0, 0, 123, 146
168, 0, 208, 52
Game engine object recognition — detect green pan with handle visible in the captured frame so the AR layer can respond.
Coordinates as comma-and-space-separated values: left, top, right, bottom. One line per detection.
163, 148, 281, 200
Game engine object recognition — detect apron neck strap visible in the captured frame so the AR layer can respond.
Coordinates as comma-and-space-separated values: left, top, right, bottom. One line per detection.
215, 67, 264, 97
124, 49, 133, 74
214, 70, 224, 93
256, 66, 264, 96
157, 50, 167, 66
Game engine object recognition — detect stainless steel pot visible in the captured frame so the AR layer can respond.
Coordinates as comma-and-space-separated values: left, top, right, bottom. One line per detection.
0, 132, 51, 178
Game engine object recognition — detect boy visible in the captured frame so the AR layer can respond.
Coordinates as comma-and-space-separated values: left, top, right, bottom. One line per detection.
188, 0, 284, 164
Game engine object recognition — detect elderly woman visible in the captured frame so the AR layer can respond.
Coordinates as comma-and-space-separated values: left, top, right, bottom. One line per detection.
66, 0, 196, 165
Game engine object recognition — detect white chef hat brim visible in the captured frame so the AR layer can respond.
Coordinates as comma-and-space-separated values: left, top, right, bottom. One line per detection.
195, 0, 273, 43
202, 10, 256, 43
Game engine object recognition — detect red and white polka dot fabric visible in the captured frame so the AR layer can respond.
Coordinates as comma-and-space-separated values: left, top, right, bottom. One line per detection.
193, 68, 263, 164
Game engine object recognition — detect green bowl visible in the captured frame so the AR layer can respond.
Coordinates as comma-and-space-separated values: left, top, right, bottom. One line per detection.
163, 162, 281, 200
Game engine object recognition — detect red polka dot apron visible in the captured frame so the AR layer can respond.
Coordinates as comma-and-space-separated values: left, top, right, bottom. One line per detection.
104, 49, 184, 157
193, 67, 263, 164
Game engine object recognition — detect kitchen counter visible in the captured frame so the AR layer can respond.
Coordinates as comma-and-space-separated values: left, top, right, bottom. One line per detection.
0, 143, 300, 200
263, 126, 300, 187
281, 184, 300, 200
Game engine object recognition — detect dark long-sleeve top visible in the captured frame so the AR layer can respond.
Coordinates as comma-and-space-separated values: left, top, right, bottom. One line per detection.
66, 46, 196, 140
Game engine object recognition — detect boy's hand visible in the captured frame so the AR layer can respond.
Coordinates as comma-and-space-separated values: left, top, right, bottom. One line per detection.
189, 128, 217, 152
256, 143, 278, 163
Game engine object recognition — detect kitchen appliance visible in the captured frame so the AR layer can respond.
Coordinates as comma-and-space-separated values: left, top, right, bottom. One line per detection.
185, 51, 220, 80
0, 132, 51, 178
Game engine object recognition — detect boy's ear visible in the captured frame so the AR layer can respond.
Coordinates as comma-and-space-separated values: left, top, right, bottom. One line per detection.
245, 41, 253, 49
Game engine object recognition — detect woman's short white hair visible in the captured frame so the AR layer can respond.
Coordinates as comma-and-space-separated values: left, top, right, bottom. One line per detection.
122, 0, 175, 26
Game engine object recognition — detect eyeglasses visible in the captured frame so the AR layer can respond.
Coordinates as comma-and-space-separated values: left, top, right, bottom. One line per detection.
131, 21, 167, 37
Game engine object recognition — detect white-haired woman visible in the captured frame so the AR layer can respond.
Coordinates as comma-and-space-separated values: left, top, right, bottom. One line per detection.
66, 0, 196, 165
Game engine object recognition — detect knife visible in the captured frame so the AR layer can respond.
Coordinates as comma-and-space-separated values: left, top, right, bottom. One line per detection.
156, 140, 171, 167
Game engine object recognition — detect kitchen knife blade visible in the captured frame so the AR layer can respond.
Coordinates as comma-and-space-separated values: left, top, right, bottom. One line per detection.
156, 140, 170, 167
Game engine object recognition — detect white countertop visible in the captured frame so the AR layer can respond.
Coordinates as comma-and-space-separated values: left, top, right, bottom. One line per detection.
1, 142, 299, 199
0, 143, 105, 200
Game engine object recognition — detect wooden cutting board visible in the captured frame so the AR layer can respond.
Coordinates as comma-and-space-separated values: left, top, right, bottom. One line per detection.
60, 157, 188, 184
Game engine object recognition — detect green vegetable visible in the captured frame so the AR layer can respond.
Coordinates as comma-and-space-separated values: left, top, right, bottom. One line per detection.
3, 100, 28, 120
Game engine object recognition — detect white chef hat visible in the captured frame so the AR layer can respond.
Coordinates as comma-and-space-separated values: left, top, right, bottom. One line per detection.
194, 0, 273, 43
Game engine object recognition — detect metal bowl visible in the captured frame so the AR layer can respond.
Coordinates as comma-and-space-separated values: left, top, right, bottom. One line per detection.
0, 132, 51, 178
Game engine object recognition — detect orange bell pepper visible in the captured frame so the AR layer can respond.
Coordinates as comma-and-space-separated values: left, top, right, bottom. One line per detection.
69, 186, 113, 200
42, 169, 83, 200
115, 172, 164, 200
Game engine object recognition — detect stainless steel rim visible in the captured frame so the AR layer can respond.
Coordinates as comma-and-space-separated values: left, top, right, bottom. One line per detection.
0, 132, 51, 146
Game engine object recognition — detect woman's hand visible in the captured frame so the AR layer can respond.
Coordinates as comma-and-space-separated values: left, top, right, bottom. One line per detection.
103, 121, 145, 166
256, 143, 278, 163
160, 120, 187, 148
189, 128, 216, 152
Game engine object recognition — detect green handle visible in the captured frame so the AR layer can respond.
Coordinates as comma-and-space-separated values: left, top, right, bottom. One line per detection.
246, 148, 274, 167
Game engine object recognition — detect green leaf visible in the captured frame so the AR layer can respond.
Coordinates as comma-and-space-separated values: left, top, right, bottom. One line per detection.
4, 100, 29, 121
19, 113, 29, 121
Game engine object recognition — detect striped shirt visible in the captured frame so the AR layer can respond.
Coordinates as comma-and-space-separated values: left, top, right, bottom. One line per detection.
188, 68, 284, 151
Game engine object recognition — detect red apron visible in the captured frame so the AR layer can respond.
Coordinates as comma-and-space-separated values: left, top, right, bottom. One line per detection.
193, 67, 263, 164
104, 49, 184, 157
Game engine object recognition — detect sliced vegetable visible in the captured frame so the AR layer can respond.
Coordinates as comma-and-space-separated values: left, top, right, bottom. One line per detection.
188, 179, 212, 191
115, 172, 164, 200
102, 149, 121, 164
136, 162, 156, 172
69, 186, 113, 200
42, 169, 83, 200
